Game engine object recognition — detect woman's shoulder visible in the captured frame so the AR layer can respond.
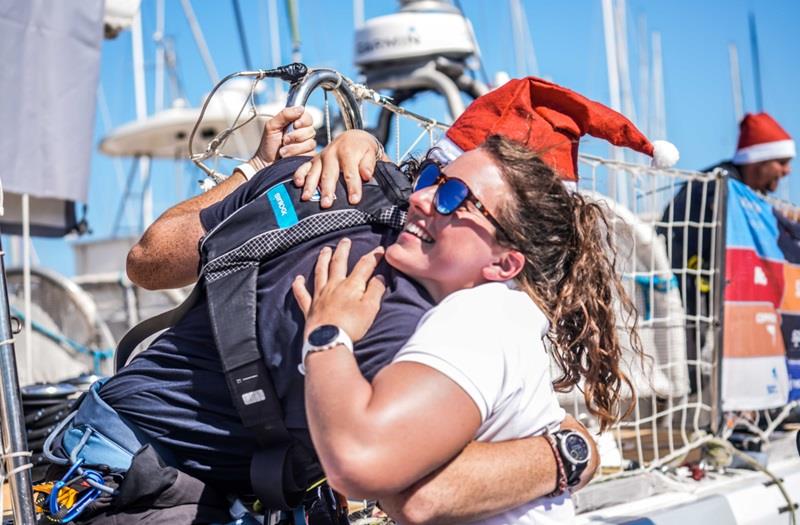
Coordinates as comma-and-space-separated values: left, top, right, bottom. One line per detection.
444, 281, 542, 310
440, 281, 520, 303
430, 282, 548, 331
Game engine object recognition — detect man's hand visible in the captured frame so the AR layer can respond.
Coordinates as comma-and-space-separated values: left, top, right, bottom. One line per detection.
246, 105, 317, 173
292, 129, 386, 208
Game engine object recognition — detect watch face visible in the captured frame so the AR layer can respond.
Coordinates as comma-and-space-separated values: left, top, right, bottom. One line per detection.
564, 433, 590, 463
309, 324, 340, 346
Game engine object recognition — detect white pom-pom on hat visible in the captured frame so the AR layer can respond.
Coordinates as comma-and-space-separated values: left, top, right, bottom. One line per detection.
650, 140, 679, 168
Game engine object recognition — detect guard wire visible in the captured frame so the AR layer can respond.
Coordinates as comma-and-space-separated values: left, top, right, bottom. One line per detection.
188, 63, 309, 180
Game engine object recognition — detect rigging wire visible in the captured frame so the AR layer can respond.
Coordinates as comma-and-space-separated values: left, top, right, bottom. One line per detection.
179, 0, 220, 84
163, 37, 188, 103
285, 0, 303, 63
232, 0, 254, 72
453, 0, 491, 86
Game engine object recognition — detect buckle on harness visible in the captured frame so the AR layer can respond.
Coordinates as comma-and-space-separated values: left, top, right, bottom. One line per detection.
33, 458, 113, 524
37, 379, 154, 522
252, 479, 350, 525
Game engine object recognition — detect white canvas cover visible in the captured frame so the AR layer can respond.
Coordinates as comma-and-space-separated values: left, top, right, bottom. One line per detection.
0, 0, 103, 236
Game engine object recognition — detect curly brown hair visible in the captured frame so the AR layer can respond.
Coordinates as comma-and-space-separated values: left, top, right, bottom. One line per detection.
481, 134, 642, 432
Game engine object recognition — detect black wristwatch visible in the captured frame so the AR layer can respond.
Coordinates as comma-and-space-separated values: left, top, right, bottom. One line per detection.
552, 430, 591, 487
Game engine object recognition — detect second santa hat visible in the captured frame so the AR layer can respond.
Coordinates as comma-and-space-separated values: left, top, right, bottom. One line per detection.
432, 76, 678, 181
732, 112, 795, 165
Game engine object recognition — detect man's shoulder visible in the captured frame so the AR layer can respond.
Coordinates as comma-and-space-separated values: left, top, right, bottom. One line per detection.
249, 156, 311, 191
702, 159, 739, 177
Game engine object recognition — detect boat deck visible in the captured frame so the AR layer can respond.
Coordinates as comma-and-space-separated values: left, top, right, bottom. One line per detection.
577, 431, 800, 524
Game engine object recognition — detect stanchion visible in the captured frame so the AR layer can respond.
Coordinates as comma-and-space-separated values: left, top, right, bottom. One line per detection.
0, 234, 36, 524
710, 168, 728, 435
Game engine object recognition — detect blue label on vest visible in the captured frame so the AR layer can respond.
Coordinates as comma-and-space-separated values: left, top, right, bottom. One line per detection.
266, 184, 298, 228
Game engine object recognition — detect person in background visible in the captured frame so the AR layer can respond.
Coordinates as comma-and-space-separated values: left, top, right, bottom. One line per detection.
659, 113, 794, 392
716, 113, 794, 194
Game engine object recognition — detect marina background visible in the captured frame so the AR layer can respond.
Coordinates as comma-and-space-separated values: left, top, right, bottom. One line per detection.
13, 0, 800, 274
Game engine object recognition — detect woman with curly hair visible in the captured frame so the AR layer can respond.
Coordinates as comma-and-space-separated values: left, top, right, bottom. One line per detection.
293, 134, 641, 524
291, 76, 677, 524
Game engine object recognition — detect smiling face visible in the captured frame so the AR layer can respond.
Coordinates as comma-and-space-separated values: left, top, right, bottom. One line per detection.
740, 157, 792, 193
386, 148, 520, 302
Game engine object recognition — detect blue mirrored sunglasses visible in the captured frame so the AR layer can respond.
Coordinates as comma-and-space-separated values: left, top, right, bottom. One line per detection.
413, 160, 511, 241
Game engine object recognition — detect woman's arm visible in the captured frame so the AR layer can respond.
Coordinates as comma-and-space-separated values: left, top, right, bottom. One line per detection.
127, 106, 316, 290
293, 240, 481, 497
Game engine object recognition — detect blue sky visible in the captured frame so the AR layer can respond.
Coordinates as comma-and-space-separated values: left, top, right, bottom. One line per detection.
28, 0, 800, 275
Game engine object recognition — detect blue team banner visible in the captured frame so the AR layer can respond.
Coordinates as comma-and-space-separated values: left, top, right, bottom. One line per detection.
726, 179, 785, 261
772, 197, 800, 400
722, 179, 792, 409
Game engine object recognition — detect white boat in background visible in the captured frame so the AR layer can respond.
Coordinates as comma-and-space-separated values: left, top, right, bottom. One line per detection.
99, 82, 323, 160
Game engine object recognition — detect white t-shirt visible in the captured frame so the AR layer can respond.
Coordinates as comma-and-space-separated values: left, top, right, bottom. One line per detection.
393, 282, 573, 525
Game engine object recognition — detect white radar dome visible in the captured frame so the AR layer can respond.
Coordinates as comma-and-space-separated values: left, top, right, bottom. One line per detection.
355, 11, 477, 67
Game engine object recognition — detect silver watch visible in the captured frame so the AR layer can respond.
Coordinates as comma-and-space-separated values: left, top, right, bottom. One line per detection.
553, 430, 591, 487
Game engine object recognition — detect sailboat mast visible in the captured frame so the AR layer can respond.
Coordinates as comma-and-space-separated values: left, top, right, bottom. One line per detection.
651, 31, 666, 140
601, 0, 622, 117
637, 14, 650, 136
154, 0, 165, 112
509, 0, 540, 77
510, 0, 527, 76
232, 0, 255, 71
601, 0, 626, 200
286, 0, 302, 63
728, 43, 745, 123
614, 0, 637, 128
268, 0, 283, 97
353, 0, 364, 29
131, 9, 153, 228
748, 12, 764, 112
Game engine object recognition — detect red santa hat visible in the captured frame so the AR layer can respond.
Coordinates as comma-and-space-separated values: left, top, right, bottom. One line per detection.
732, 112, 795, 165
430, 76, 678, 181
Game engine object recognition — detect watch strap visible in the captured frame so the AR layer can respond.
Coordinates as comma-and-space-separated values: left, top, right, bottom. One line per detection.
544, 433, 568, 497
299, 326, 354, 375
233, 162, 259, 181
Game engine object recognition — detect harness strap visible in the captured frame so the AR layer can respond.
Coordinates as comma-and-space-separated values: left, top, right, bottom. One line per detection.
202, 208, 408, 510
115, 285, 203, 370
206, 268, 286, 439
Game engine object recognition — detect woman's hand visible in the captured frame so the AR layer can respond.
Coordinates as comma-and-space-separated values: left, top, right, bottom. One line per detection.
292, 129, 386, 208
292, 238, 386, 342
